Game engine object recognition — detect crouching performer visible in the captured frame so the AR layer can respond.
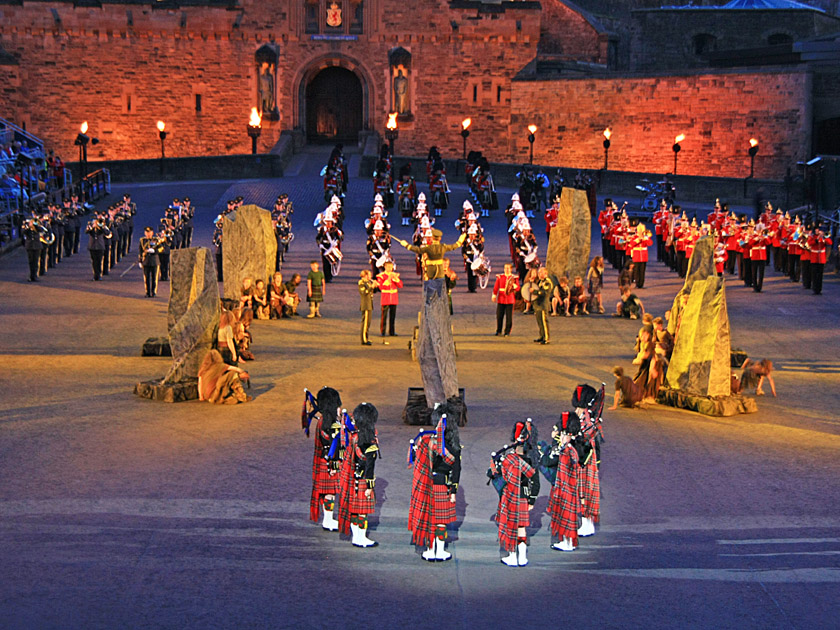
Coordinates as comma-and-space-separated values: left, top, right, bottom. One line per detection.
302, 387, 343, 531
337, 402, 380, 548
407, 407, 461, 562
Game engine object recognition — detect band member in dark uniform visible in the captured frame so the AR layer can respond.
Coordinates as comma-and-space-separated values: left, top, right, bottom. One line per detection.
22, 217, 43, 282
337, 402, 380, 548
407, 406, 461, 562
304, 387, 343, 532
139, 226, 162, 298
532, 266, 553, 345
85, 214, 111, 281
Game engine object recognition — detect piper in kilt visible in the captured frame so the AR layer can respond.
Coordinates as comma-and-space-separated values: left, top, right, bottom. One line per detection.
572, 383, 605, 538
407, 406, 461, 562
544, 412, 582, 551
303, 387, 343, 531
337, 402, 380, 548
494, 424, 537, 567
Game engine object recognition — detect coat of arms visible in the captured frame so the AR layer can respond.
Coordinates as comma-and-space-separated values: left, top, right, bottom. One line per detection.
326, 2, 342, 28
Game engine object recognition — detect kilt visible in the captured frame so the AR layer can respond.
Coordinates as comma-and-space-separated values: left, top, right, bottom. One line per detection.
548, 450, 580, 543
579, 456, 600, 522
349, 482, 376, 515
432, 484, 456, 525
312, 456, 339, 496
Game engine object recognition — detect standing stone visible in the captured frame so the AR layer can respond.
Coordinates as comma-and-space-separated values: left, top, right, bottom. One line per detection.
163, 247, 220, 384
546, 187, 590, 282
416, 279, 459, 406
221, 204, 277, 300
658, 236, 756, 415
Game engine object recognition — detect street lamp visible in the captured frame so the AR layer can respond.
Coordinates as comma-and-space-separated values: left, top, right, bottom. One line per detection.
672, 133, 685, 175
527, 124, 537, 165
247, 107, 262, 155
603, 127, 612, 170
385, 112, 399, 157
74, 121, 98, 202
748, 138, 759, 178
157, 121, 167, 159
460, 118, 471, 160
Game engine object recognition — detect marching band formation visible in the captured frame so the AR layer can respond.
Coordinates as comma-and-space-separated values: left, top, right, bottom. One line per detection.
304, 383, 605, 565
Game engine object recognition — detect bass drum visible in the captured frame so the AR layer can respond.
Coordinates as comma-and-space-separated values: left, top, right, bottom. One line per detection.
520, 281, 535, 302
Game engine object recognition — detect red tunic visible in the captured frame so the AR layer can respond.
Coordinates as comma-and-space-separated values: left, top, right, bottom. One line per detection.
377, 270, 403, 306
492, 273, 520, 305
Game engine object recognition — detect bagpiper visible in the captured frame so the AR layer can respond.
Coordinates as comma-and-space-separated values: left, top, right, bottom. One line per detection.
337, 402, 381, 548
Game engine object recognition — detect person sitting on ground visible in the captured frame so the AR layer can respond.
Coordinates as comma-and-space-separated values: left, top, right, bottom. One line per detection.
615, 286, 644, 319
253, 279, 269, 320
645, 345, 668, 403
618, 260, 635, 292
268, 272, 289, 319
239, 277, 254, 311
632, 324, 654, 387
551, 276, 570, 317
218, 308, 238, 366
198, 349, 251, 404
608, 365, 645, 410
569, 275, 589, 316
284, 273, 302, 316
234, 307, 255, 361
739, 358, 776, 397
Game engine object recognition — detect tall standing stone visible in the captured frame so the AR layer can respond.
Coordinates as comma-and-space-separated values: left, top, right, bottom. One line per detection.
163, 247, 220, 384
416, 279, 459, 406
546, 187, 591, 282
221, 204, 277, 300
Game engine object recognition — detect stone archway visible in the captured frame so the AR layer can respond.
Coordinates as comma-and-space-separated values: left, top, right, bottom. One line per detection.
296, 54, 372, 145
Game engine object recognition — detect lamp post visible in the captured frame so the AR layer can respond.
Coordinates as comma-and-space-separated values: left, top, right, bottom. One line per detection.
74, 121, 98, 202
157, 121, 167, 159
602, 127, 612, 171
385, 112, 399, 158
527, 124, 537, 165
672, 133, 685, 175
247, 107, 262, 155
460, 118, 471, 160
748, 138, 759, 179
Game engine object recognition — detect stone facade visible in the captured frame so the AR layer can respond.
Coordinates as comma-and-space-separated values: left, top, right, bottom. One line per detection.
0, 0, 820, 179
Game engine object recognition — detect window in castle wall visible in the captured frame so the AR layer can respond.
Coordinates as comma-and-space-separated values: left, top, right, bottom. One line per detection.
692, 33, 717, 57
473, 85, 478, 103
305, 0, 319, 34
195, 94, 202, 113
349, 0, 364, 34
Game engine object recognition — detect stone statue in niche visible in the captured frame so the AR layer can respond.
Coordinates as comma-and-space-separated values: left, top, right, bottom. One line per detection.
255, 44, 280, 121
259, 62, 276, 114
388, 47, 412, 119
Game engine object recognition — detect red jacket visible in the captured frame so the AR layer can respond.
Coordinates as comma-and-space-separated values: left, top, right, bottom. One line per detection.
749, 235, 768, 261
376, 271, 403, 306
808, 235, 832, 264
629, 232, 653, 263
493, 273, 520, 305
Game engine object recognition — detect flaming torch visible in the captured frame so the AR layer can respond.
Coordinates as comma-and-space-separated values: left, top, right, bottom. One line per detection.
603, 127, 612, 170
385, 112, 399, 156
672, 133, 685, 175
247, 107, 262, 155
461, 117, 471, 160
748, 138, 759, 179
157, 121, 167, 162
527, 124, 537, 165
74, 121, 98, 201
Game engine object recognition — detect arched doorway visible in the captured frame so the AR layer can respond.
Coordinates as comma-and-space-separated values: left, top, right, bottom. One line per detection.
305, 66, 363, 144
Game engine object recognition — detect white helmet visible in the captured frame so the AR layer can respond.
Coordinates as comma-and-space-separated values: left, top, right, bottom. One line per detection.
463, 200, 473, 210
373, 220, 384, 231
418, 192, 426, 202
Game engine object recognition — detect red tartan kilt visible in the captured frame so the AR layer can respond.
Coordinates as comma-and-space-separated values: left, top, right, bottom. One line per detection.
515, 497, 530, 526
432, 484, 456, 524
312, 457, 339, 496
349, 484, 376, 514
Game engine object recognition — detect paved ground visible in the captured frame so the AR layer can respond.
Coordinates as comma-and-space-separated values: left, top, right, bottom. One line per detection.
1, 146, 839, 629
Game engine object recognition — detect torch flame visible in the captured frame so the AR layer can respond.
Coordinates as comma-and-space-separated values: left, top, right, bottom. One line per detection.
749, 138, 758, 148
674, 134, 685, 144
80, 121, 89, 134
386, 112, 398, 131
249, 107, 262, 128
461, 118, 471, 131
528, 124, 538, 135
603, 127, 612, 140
156, 120, 166, 132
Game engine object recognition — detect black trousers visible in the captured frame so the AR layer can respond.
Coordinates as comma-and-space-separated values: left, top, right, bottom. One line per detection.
127, 226, 133, 252
801, 259, 812, 290
726, 250, 737, 275
634, 261, 647, 289
26, 249, 40, 281
752, 259, 765, 292
466, 265, 477, 292
216, 252, 223, 281
159, 253, 170, 281
496, 303, 513, 335
64, 232, 74, 257
380, 304, 396, 336
143, 264, 158, 297
39, 249, 47, 276
90, 249, 104, 280
535, 308, 549, 341
676, 251, 686, 278
743, 258, 753, 287
73, 228, 81, 254
788, 254, 800, 282
812, 262, 825, 294
321, 254, 333, 283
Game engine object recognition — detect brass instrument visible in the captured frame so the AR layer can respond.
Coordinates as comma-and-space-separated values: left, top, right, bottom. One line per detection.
504, 274, 517, 294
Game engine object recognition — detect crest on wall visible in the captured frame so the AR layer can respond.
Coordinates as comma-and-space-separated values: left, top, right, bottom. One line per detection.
326, 2, 342, 28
